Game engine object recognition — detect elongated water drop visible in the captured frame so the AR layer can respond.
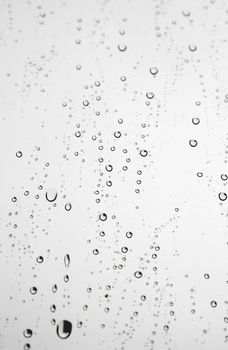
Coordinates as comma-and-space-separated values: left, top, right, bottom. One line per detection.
64, 254, 70, 268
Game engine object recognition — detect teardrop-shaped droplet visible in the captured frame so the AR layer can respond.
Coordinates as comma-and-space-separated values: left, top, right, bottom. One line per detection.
56, 320, 72, 339
64, 254, 70, 268
65, 202, 72, 211
52, 284, 57, 293
45, 188, 58, 202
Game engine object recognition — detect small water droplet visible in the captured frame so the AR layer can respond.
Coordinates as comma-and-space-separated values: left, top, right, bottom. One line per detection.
221, 174, 228, 181
36, 256, 44, 263
149, 67, 158, 75
189, 44, 197, 52
126, 231, 133, 238
134, 271, 143, 278
114, 131, 121, 138
211, 300, 217, 308
83, 100, 89, 107
52, 284, 57, 293
99, 213, 107, 221
118, 43, 127, 52
93, 249, 99, 255
140, 150, 148, 157
64, 254, 70, 268
65, 203, 72, 211
189, 139, 198, 147
146, 92, 154, 99
30, 286, 37, 295
105, 164, 113, 172
16, 151, 23, 158
24, 344, 31, 350
50, 304, 56, 313
192, 117, 200, 125
23, 329, 33, 338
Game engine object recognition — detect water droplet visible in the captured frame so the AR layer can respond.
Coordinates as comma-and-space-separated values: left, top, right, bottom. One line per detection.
45, 188, 58, 202
134, 271, 143, 278
118, 43, 127, 52
182, 10, 191, 16
189, 44, 197, 52
146, 92, 154, 99
99, 213, 107, 221
24, 344, 31, 350
210, 300, 217, 308
140, 149, 148, 157
114, 131, 121, 138
64, 254, 70, 268
149, 67, 158, 75
83, 100, 89, 107
218, 192, 227, 201
30, 286, 37, 295
93, 249, 99, 255
23, 329, 33, 338
121, 246, 128, 253
221, 174, 228, 181
126, 231, 133, 238
52, 284, 57, 293
197, 172, 203, 177
36, 256, 44, 263
65, 203, 72, 211
64, 274, 69, 282
189, 139, 198, 147
192, 117, 200, 125
50, 304, 56, 313
16, 151, 23, 158
77, 321, 83, 328
105, 164, 113, 172
56, 320, 72, 339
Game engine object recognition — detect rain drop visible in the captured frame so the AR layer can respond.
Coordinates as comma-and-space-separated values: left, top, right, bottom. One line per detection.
56, 320, 72, 339
218, 192, 227, 201
45, 188, 58, 202
134, 271, 143, 278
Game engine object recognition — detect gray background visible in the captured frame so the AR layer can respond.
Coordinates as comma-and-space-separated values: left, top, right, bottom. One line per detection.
0, 0, 228, 349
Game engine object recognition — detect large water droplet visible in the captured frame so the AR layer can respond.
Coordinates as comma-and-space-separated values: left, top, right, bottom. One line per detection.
56, 320, 72, 339
45, 188, 58, 202
218, 192, 227, 201
99, 213, 107, 221
23, 329, 33, 338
